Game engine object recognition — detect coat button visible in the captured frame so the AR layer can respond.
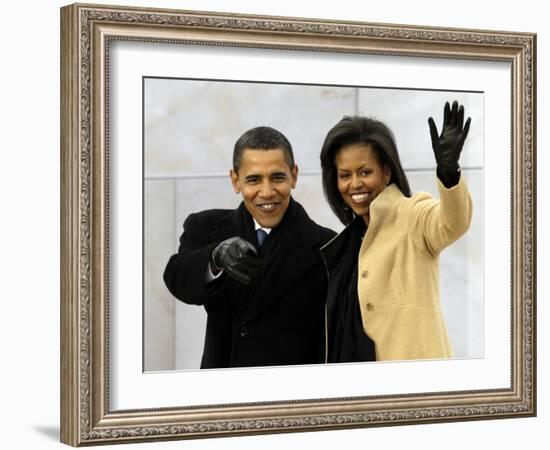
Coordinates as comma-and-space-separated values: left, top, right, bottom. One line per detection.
361, 270, 369, 278
366, 302, 374, 311
239, 326, 249, 338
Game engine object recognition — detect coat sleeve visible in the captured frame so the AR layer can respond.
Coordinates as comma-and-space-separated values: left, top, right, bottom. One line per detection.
410, 174, 473, 256
163, 213, 222, 306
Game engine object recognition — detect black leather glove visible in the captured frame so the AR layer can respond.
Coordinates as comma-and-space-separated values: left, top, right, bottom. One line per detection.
211, 237, 261, 285
428, 100, 471, 188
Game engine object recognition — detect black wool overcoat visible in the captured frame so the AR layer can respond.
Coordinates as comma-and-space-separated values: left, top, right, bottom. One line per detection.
163, 198, 336, 369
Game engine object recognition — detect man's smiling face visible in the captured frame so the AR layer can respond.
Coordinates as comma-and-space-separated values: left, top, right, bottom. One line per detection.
230, 148, 298, 229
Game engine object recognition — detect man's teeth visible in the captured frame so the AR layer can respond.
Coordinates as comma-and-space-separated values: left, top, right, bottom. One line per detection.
351, 193, 369, 203
258, 203, 276, 211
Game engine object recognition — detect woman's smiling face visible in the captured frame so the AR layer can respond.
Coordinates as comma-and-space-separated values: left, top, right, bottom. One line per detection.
335, 143, 391, 225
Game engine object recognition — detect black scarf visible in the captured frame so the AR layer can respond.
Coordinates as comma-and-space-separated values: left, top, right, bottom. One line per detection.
237, 199, 297, 304
326, 218, 376, 363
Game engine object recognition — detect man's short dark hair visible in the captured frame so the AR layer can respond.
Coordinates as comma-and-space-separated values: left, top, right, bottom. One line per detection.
233, 126, 295, 171
320, 116, 412, 225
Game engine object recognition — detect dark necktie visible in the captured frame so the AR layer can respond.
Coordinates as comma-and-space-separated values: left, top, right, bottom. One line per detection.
256, 228, 267, 247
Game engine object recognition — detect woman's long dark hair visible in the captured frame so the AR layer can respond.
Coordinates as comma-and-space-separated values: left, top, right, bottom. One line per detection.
320, 116, 411, 225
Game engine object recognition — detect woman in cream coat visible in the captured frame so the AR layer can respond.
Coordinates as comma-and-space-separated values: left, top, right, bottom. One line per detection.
320, 101, 472, 362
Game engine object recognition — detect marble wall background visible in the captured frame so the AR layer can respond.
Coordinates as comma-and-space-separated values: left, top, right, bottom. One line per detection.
143, 78, 484, 371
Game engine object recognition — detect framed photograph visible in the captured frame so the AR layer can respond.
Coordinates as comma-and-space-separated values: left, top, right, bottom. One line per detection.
60, 3, 536, 446
142, 77, 485, 372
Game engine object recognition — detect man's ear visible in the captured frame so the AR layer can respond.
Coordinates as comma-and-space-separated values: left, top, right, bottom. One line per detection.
230, 169, 240, 193
291, 165, 298, 189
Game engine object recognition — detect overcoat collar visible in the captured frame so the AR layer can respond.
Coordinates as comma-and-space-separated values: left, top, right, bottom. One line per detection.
209, 198, 323, 323
321, 183, 405, 265
362, 183, 404, 249
209, 203, 256, 247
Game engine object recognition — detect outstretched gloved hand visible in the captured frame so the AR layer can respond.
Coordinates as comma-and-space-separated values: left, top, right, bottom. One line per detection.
211, 237, 261, 285
428, 100, 471, 188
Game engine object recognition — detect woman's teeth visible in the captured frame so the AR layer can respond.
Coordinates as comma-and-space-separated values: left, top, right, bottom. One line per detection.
350, 193, 369, 203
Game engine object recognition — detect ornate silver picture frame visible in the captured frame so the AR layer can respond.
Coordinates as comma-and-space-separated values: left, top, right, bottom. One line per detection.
60, 3, 536, 446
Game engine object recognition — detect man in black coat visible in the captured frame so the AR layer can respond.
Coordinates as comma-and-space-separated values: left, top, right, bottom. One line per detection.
163, 126, 335, 369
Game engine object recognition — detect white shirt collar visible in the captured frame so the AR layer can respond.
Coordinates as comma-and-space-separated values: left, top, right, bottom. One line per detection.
253, 218, 272, 235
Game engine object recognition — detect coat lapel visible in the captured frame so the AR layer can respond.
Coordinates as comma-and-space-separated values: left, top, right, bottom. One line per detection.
208, 203, 254, 244
206, 200, 324, 324
361, 183, 402, 250
242, 200, 321, 323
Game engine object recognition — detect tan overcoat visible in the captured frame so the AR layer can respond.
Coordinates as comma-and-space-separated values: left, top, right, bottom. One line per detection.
356, 176, 472, 361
